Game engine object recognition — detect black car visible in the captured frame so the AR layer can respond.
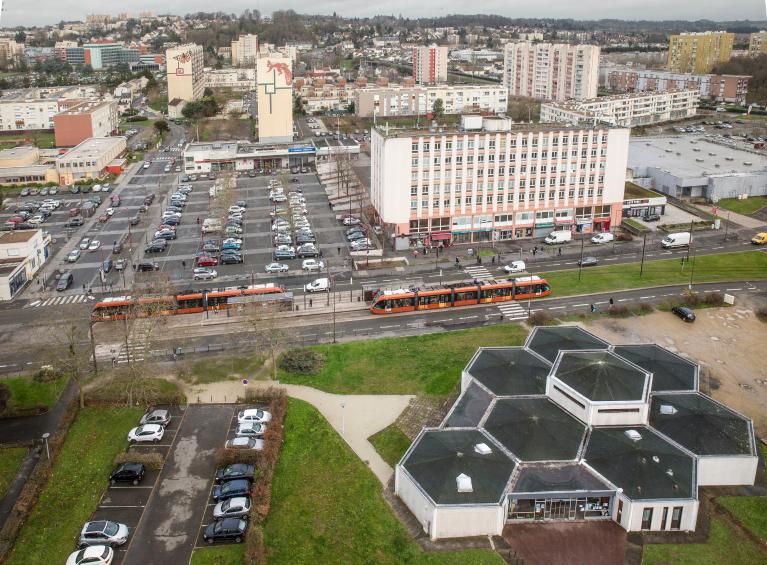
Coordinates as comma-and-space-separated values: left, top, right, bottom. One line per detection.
137, 261, 160, 272
65, 218, 84, 227
643, 213, 661, 222
578, 256, 598, 267
220, 253, 243, 264
347, 232, 367, 242
130, 215, 140, 226
297, 245, 319, 258
296, 233, 316, 244
70, 185, 80, 194
215, 463, 255, 484
144, 241, 167, 253
109, 462, 145, 485
212, 479, 251, 502
203, 518, 248, 544
235, 200, 247, 208
143, 195, 156, 205
671, 305, 696, 322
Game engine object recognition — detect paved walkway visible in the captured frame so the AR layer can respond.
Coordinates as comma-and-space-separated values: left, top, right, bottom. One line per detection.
0, 378, 76, 445
694, 203, 766, 230
184, 380, 413, 484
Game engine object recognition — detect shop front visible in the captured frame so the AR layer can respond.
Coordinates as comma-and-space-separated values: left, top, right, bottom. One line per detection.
508, 493, 614, 522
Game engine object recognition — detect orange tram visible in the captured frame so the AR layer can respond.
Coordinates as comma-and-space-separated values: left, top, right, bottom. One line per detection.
369, 276, 551, 315
91, 283, 292, 321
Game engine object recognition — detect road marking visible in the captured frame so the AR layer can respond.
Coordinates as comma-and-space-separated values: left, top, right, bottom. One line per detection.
604, 258, 619, 261
726, 288, 742, 291
712, 246, 724, 250
618, 298, 630, 302
380, 325, 399, 329
549, 306, 565, 310
594, 301, 608, 305
662, 293, 675, 296
99, 505, 145, 508
573, 303, 588, 307
458, 315, 478, 320
564, 261, 577, 265
109, 486, 155, 489
639, 296, 655, 299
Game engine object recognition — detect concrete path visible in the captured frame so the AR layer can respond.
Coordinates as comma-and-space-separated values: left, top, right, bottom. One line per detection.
185, 380, 414, 484
0, 378, 77, 445
694, 203, 766, 229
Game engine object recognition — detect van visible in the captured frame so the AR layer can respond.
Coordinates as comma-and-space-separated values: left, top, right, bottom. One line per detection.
590, 232, 614, 244
544, 230, 572, 245
56, 272, 73, 291
751, 232, 767, 245
661, 232, 691, 248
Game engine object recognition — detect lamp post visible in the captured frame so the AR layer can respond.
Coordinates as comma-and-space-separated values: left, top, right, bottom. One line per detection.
340, 402, 346, 436
41, 432, 50, 460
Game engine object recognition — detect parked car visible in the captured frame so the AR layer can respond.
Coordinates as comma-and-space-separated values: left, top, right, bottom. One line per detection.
302, 259, 324, 272
79, 521, 129, 548
305, 277, 329, 293
220, 253, 243, 265
203, 242, 220, 253
236, 422, 267, 437
297, 244, 319, 259
144, 241, 167, 253
577, 256, 598, 267
154, 229, 176, 240
67, 249, 82, 263
109, 462, 145, 485
114, 259, 127, 271
56, 272, 73, 292
65, 545, 114, 565
273, 246, 296, 260
196, 255, 219, 267
137, 261, 160, 272
644, 213, 661, 222
193, 267, 217, 281
65, 217, 84, 227
212, 479, 252, 502
88, 240, 101, 251
78, 237, 91, 250
127, 424, 164, 444
343, 216, 361, 226
140, 409, 172, 426
265, 262, 289, 273
212, 497, 251, 521
202, 518, 248, 544
671, 305, 696, 323
237, 408, 272, 424
502, 261, 526, 274
215, 463, 255, 484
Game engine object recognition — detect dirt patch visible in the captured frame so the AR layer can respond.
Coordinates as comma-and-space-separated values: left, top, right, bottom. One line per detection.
396, 394, 457, 439
582, 305, 767, 436
503, 521, 626, 565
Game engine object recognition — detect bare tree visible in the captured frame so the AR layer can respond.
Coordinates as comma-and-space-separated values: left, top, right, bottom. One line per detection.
246, 301, 294, 381
51, 324, 95, 408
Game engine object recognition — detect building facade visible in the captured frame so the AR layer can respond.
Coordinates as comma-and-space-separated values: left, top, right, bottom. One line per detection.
603, 67, 750, 105
183, 141, 315, 174
166, 43, 205, 103
0, 86, 100, 132
83, 43, 140, 70
355, 84, 508, 118
503, 42, 600, 102
540, 90, 700, 128
0, 39, 25, 68
0, 230, 51, 301
204, 68, 256, 91
53, 100, 119, 147
55, 137, 127, 185
256, 55, 293, 143
231, 34, 259, 67
666, 32, 734, 74
413, 44, 449, 85
370, 115, 629, 247
748, 31, 767, 57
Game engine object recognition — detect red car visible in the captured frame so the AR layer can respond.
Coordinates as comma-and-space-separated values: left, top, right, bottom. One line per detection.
196, 255, 219, 267
99, 213, 109, 223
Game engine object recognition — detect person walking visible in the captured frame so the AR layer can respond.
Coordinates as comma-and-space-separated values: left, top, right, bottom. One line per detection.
609, 297, 614, 308
558, 247, 562, 256
491, 256, 496, 265
590, 304, 597, 313
455, 257, 460, 269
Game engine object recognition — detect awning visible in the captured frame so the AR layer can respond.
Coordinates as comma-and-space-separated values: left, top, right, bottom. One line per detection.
431, 232, 452, 241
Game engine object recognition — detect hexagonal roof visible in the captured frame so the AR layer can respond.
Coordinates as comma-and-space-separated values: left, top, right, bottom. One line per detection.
443, 381, 494, 428
650, 393, 755, 456
526, 326, 610, 363
483, 398, 587, 462
613, 345, 697, 392
464, 347, 551, 396
553, 350, 650, 402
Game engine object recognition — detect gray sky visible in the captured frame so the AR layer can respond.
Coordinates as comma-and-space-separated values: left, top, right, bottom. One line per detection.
1, 1, 765, 27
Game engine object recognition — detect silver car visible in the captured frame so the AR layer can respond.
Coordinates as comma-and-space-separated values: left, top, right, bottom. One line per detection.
79, 521, 129, 548
212, 496, 251, 520
139, 409, 171, 426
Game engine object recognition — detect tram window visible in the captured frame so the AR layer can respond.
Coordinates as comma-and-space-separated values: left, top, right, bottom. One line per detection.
541, 284, 550, 292
455, 291, 476, 301
179, 298, 203, 309
439, 293, 450, 303
373, 300, 389, 310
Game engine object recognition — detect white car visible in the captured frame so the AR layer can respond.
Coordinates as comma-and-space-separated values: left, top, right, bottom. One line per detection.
212, 497, 251, 520
503, 261, 526, 274
88, 240, 101, 251
67, 249, 81, 263
105, 207, 116, 217
265, 262, 289, 273
193, 267, 217, 281
302, 259, 324, 272
224, 437, 264, 451
66, 545, 114, 565
591, 232, 615, 244
343, 216, 361, 226
305, 277, 329, 293
127, 424, 164, 444
92, 184, 102, 192
143, 161, 151, 169
228, 206, 246, 214
236, 422, 267, 437
237, 408, 272, 424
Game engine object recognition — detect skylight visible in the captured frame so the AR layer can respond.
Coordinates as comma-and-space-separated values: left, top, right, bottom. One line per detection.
456, 473, 473, 493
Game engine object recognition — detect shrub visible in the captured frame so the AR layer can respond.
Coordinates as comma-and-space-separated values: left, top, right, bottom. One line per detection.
244, 524, 266, 565
682, 292, 702, 307
113, 451, 164, 470
616, 232, 634, 242
702, 292, 724, 306
277, 348, 325, 375
633, 302, 654, 315
757, 307, 767, 323
608, 304, 630, 317
32, 366, 61, 384
0, 383, 9, 413
528, 310, 553, 326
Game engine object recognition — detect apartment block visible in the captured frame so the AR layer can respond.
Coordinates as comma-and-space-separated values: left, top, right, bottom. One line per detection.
0, 39, 25, 68
603, 67, 750, 105
503, 42, 600, 101
748, 31, 767, 56
204, 68, 256, 91
53, 100, 119, 147
413, 44, 449, 85
231, 34, 259, 67
370, 115, 629, 246
540, 90, 699, 128
355, 84, 508, 118
0, 86, 100, 132
83, 43, 140, 70
256, 54, 293, 143
55, 136, 127, 185
666, 32, 734, 74
166, 43, 205, 103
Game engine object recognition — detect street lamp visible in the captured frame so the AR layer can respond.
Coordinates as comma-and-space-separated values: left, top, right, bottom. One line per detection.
340, 402, 346, 436
41, 432, 50, 460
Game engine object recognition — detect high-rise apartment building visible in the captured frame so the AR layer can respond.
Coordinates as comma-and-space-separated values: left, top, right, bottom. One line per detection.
412, 44, 449, 85
502, 42, 600, 101
53, 100, 119, 147
355, 84, 508, 118
256, 54, 293, 143
166, 44, 205, 103
370, 115, 629, 245
748, 31, 767, 56
666, 32, 733, 74
231, 34, 259, 67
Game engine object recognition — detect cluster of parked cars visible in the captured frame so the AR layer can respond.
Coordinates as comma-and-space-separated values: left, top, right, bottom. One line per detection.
194, 199, 248, 275
269, 178, 324, 271
145, 188, 186, 255
4, 198, 64, 230
342, 215, 373, 252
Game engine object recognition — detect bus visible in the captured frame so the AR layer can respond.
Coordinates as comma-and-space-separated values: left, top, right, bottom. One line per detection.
369, 276, 551, 315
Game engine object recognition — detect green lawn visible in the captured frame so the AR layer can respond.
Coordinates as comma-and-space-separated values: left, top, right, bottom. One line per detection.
542, 251, 767, 299
716, 196, 767, 216
278, 324, 528, 395
189, 545, 245, 564
6, 407, 143, 565
179, 355, 266, 385
717, 496, 767, 544
642, 516, 766, 565
368, 424, 412, 467
264, 398, 503, 565
0, 447, 27, 498
3, 375, 68, 410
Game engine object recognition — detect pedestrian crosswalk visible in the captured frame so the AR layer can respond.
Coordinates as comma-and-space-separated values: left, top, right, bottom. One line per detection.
24, 294, 94, 308
115, 340, 147, 364
497, 301, 529, 321
463, 265, 493, 280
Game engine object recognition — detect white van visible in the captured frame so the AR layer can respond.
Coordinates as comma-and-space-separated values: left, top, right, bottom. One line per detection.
661, 232, 691, 248
201, 219, 222, 234
544, 230, 572, 245
591, 232, 615, 244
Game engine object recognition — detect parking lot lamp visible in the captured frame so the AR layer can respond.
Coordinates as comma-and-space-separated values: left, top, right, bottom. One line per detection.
41, 433, 50, 460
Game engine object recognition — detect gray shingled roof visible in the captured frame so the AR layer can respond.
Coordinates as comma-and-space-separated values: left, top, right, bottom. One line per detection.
527, 326, 610, 363
553, 350, 649, 402
613, 345, 697, 392
465, 347, 551, 396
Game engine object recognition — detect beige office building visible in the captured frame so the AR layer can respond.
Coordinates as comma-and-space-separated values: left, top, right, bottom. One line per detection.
231, 34, 259, 67
166, 43, 205, 103
256, 55, 293, 143
666, 32, 733, 74
355, 84, 508, 118
55, 137, 127, 185
748, 31, 767, 56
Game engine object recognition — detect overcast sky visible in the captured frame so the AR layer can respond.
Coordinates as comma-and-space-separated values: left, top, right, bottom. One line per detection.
1, 1, 765, 27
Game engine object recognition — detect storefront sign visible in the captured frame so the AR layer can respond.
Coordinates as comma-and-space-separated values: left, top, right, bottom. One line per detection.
288, 146, 316, 154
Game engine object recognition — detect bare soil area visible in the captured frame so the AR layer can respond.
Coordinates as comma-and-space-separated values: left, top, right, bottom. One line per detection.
583, 305, 767, 436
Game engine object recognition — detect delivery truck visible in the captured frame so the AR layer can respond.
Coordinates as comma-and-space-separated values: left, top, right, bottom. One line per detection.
661, 232, 691, 248
544, 230, 572, 245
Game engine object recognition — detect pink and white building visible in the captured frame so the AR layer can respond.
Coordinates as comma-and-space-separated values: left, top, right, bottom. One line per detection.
370, 116, 629, 248
413, 44, 449, 85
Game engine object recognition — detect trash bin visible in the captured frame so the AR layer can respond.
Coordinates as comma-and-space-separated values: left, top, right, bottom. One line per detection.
467, 248, 474, 257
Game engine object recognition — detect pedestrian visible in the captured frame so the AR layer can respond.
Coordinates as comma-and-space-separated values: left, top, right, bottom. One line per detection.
609, 297, 614, 307
111, 356, 117, 367
477, 256, 481, 265
196, 216, 200, 225
319, 250, 323, 258
132, 263, 136, 271
337, 246, 341, 255
590, 304, 597, 313
455, 257, 460, 269
491, 256, 495, 265
558, 247, 562, 256
309, 298, 313, 307
533, 247, 537, 257
82, 283, 86, 293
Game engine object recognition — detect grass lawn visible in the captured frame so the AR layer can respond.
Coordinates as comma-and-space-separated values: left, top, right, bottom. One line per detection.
717, 496, 767, 544
368, 424, 412, 467
716, 196, 767, 216
278, 324, 528, 395
6, 407, 143, 565
0, 447, 27, 498
179, 355, 265, 385
641, 516, 766, 565
542, 251, 767, 299
189, 545, 245, 564
264, 398, 503, 565
3, 375, 68, 410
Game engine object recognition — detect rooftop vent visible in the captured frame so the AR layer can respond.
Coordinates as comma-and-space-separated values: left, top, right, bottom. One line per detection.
659, 404, 678, 415
652, 455, 660, 463
725, 157, 734, 161
695, 158, 704, 162
624, 429, 642, 442
456, 473, 473, 493
744, 162, 752, 166
666, 469, 674, 477
474, 443, 492, 455
708, 152, 716, 156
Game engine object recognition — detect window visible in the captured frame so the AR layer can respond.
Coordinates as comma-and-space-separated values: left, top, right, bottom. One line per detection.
411, 186, 418, 196
641, 508, 653, 530
671, 507, 683, 530
411, 143, 418, 152
617, 499, 623, 523
553, 385, 586, 409
411, 157, 419, 166
661, 507, 669, 530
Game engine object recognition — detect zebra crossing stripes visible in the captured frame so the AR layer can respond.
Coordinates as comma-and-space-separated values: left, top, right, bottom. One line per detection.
25, 294, 92, 308
115, 341, 147, 364
462, 265, 493, 280
497, 301, 529, 321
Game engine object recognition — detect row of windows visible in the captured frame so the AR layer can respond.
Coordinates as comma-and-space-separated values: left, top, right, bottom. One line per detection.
410, 189, 606, 209
410, 177, 606, 194
411, 134, 608, 152
412, 148, 607, 165
408, 207, 608, 230
411, 162, 606, 180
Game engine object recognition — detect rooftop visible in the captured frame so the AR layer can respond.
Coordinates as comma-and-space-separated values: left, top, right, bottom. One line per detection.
464, 347, 551, 397
624, 181, 663, 200
402, 429, 516, 505
483, 398, 587, 462
526, 326, 610, 364
57, 137, 125, 161
0, 146, 38, 162
443, 381, 494, 428
55, 100, 114, 116
374, 119, 612, 141
512, 463, 613, 494
584, 426, 696, 500
650, 393, 755, 457
0, 229, 39, 244
553, 350, 650, 402
546, 89, 699, 112
613, 345, 697, 392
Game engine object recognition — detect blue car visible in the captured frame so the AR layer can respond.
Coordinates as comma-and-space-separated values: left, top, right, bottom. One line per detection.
212, 479, 252, 502
222, 241, 242, 251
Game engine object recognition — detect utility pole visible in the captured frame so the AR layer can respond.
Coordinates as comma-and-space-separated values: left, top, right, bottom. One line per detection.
639, 232, 647, 278
89, 321, 99, 380
578, 234, 585, 282
686, 219, 694, 263
688, 246, 696, 290
326, 259, 331, 306
723, 209, 731, 242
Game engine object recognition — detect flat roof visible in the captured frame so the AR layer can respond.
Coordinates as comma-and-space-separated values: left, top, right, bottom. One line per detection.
512, 463, 612, 494
55, 100, 114, 115
613, 345, 697, 392
526, 326, 610, 364
464, 347, 550, 397
650, 393, 755, 457
0, 146, 38, 161
483, 398, 587, 461
402, 429, 516, 505
58, 137, 124, 160
584, 426, 696, 500
375, 121, 613, 140
0, 229, 38, 244
553, 350, 649, 402
443, 381, 494, 428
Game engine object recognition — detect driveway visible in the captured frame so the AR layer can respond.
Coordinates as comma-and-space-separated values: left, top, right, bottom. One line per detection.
122, 404, 233, 565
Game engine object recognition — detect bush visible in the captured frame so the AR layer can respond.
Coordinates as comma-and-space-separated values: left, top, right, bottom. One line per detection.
86, 376, 185, 407
616, 232, 634, 242
633, 302, 654, 315
682, 292, 702, 307
702, 292, 724, 306
608, 304, 631, 317
32, 366, 60, 384
277, 348, 325, 375
757, 307, 767, 323
113, 451, 164, 470
244, 524, 266, 565
528, 310, 553, 326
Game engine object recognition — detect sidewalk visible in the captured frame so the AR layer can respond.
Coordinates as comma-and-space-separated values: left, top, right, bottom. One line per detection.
693, 204, 765, 230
